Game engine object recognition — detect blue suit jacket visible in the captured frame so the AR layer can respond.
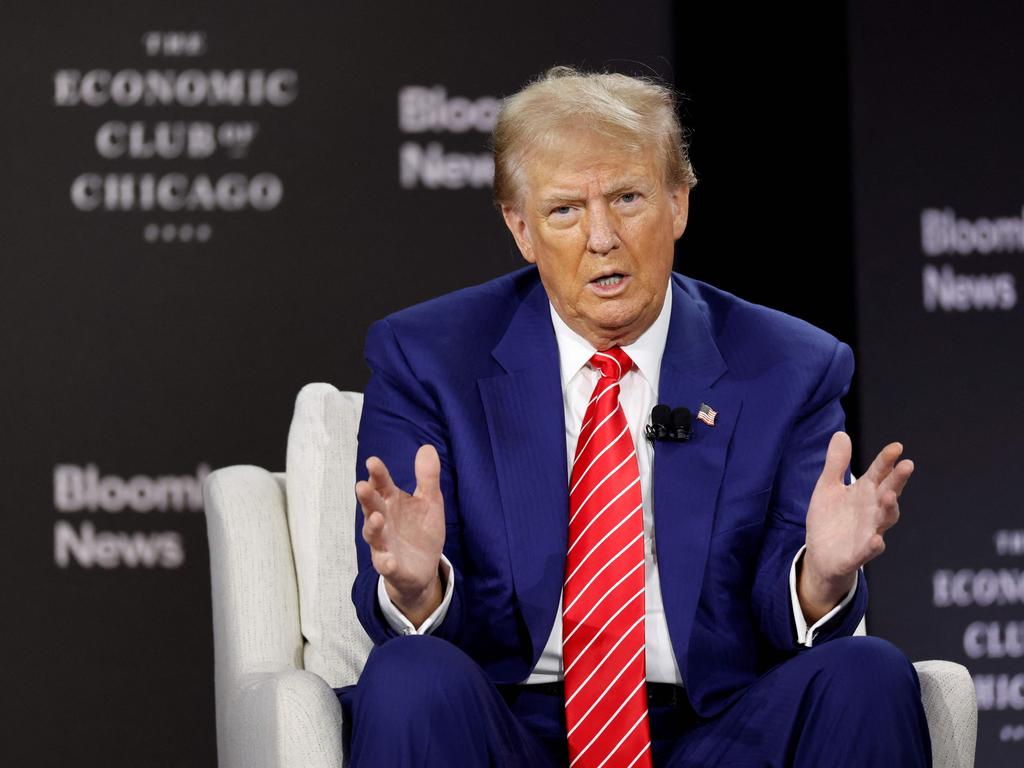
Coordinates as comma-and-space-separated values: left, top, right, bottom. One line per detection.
352, 266, 867, 718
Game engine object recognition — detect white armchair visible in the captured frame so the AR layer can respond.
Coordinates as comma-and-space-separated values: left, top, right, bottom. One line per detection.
203, 383, 977, 768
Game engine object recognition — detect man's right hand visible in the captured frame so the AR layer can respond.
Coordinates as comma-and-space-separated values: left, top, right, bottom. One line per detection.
356, 444, 446, 628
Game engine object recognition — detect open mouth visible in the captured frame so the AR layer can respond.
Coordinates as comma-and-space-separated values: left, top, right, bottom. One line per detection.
589, 273, 630, 295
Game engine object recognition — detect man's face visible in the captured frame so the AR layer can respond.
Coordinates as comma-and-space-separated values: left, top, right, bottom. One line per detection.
502, 129, 689, 350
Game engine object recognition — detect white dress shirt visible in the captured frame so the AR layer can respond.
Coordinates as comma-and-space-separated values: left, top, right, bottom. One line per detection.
377, 283, 858, 684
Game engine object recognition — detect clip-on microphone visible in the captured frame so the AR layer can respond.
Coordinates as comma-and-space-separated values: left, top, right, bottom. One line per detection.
645, 404, 693, 443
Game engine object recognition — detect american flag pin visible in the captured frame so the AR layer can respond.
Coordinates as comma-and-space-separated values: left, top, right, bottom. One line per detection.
697, 402, 717, 427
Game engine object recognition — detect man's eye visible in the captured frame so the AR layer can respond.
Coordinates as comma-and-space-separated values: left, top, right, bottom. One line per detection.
620, 192, 638, 203
552, 205, 572, 216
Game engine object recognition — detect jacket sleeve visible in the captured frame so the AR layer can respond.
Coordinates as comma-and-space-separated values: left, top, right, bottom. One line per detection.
350, 318, 466, 646
750, 339, 868, 652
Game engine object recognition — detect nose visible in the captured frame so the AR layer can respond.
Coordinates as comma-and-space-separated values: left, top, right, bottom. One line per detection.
585, 201, 619, 255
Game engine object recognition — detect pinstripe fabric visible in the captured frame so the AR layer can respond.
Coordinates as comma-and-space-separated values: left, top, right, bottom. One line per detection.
563, 348, 652, 768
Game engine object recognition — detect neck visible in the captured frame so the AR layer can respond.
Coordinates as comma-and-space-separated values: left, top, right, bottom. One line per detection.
554, 306, 663, 351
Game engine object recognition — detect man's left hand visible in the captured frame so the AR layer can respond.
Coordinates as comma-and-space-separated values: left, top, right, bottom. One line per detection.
798, 431, 914, 623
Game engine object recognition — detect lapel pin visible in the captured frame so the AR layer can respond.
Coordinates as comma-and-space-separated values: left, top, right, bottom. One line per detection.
697, 402, 718, 427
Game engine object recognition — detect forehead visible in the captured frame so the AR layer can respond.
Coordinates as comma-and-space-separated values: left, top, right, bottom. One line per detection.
521, 129, 662, 199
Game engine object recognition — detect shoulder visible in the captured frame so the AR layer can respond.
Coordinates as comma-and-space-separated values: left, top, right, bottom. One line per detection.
384, 265, 538, 334
364, 265, 540, 373
673, 273, 852, 380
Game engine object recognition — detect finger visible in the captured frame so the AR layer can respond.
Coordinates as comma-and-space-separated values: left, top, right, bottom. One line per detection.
877, 495, 900, 532
365, 456, 398, 499
817, 431, 852, 487
361, 509, 387, 547
372, 550, 397, 578
354, 479, 386, 515
866, 533, 886, 560
413, 444, 442, 501
879, 458, 914, 498
862, 441, 903, 486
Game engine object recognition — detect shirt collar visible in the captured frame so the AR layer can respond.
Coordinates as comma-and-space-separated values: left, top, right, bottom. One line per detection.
549, 280, 673, 395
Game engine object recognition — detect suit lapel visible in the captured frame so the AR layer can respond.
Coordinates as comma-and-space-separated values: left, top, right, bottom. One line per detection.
653, 277, 742, 681
478, 280, 568, 664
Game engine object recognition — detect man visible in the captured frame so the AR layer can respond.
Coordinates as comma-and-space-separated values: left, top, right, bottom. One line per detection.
343, 67, 930, 766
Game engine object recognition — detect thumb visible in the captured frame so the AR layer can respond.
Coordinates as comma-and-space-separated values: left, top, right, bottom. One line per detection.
413, 444, 442, 501
818, 431, 852, 488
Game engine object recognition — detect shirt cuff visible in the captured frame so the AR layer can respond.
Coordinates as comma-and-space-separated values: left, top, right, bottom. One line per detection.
789, 545, 859, 647
377, 554, 454, 636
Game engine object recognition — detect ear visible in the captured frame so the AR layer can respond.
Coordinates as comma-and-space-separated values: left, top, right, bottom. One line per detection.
669, 185, 690, 240
501, 204, 536, 264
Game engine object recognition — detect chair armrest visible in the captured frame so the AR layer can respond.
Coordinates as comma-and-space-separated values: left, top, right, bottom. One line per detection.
203, 465, 304, 767
913, 660, 977, 768
232, 667, 345, 768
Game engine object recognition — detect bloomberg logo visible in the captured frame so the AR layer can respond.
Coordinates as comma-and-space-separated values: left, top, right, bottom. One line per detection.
53, 463, 208, 569
398, 86, 495, 190
920, 207, 1020, 312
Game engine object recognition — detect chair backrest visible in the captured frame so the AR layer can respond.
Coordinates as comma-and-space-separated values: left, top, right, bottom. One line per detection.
285, 383, 373, 688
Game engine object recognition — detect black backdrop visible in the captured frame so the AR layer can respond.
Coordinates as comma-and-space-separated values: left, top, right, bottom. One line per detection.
848, 2, 1024, 764
2, 1, 1017, 765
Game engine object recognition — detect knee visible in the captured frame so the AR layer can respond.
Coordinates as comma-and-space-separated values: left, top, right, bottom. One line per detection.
812, 636, 921, 702
356, 635, 484, 715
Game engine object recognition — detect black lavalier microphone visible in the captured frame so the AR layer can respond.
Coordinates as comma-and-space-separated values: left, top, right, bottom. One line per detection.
645, 404, 693, 443
670, 407, 693, 441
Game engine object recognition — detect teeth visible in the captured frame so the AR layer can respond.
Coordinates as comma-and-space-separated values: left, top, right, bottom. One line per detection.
595, 275, 623, 286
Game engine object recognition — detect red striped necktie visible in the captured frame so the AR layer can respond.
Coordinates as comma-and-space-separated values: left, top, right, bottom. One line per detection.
563, 347, 652, 768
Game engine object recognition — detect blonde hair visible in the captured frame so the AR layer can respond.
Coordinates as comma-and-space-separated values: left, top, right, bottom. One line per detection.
492, 66, 697, 208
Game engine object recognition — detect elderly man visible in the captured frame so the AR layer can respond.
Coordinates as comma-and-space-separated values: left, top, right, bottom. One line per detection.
342, 67, 931, 767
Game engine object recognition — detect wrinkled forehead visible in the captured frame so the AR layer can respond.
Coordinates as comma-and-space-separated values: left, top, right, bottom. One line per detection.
518, 127, 662, 202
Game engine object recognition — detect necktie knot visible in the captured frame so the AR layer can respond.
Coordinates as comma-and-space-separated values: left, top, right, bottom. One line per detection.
589, 347, 633, 382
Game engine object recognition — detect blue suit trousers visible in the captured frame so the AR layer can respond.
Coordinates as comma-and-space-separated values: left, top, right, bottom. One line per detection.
335, 634, 931, 767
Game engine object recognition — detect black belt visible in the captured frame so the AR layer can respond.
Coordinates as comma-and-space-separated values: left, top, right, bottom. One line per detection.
501, 681, 687, 709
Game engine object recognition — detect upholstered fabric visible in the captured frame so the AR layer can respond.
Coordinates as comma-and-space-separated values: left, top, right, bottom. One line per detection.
285, 384, 373, 688
205, 466, 345, 768
916, 659, 978, 768
204, 382, 977, 768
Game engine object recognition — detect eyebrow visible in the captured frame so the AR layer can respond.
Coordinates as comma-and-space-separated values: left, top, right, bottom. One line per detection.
538, 178, 649, 209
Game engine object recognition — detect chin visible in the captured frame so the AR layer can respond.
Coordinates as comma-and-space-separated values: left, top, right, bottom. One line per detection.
594, 310, 644, 337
